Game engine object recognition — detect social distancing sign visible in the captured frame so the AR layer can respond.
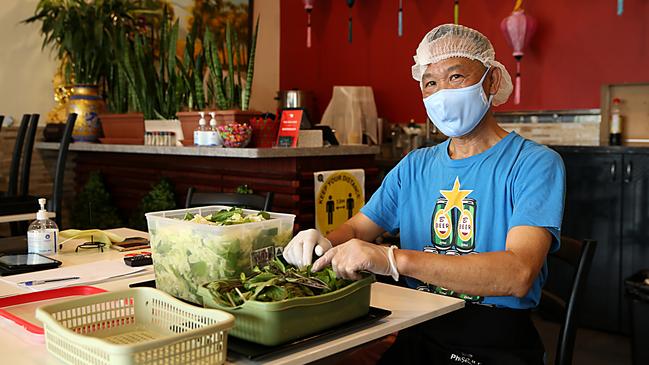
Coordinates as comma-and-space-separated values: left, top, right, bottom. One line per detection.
314, 169, 365, 235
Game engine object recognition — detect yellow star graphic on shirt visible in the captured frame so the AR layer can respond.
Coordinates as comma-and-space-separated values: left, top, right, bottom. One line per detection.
440, 177, 473, 214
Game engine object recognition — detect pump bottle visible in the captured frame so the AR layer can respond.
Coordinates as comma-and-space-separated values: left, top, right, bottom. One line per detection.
194, 112, 208, 146
27, 198, 59, 254
208, 112, 222, 147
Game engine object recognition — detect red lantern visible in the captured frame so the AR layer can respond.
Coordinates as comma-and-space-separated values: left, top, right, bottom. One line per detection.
304, 0, 314, 48
500, 5, 536, 105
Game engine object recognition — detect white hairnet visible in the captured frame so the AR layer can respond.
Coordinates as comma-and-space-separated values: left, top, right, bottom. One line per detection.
412, 24, 513, 106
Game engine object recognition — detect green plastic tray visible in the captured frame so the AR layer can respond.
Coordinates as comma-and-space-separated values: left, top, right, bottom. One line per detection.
197, 274, 375, 346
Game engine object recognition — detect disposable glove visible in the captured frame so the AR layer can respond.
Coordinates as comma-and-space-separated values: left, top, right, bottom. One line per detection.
312, 239, 399, 281
282, 229, 332, 268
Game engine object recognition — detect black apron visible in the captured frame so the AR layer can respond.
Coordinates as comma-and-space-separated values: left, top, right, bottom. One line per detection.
378, 303, 545, 365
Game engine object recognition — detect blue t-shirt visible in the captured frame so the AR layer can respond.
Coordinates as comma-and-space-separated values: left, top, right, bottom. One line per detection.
361, 132, 565, 309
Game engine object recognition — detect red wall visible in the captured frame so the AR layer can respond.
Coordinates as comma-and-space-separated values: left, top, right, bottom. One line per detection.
280, 0, 649, 123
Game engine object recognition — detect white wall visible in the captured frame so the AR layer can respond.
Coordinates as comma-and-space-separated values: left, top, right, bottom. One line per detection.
0, 0, 280, 125
0, 0, 58, 125
250, 0, 280, 113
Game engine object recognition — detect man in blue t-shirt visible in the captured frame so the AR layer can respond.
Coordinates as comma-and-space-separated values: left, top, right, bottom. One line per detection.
284, 24, 565, 365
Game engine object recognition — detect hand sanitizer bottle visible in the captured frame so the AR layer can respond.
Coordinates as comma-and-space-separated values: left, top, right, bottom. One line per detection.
208, 112, 222, 147
27, 198, 59, 255
194, 112, 208, 146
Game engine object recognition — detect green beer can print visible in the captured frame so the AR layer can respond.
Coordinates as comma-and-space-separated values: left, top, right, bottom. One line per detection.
455, 198, 476, 253
431, 197, 453, 250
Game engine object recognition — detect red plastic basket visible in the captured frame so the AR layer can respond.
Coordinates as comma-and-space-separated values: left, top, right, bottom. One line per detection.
249, 116, 279, 148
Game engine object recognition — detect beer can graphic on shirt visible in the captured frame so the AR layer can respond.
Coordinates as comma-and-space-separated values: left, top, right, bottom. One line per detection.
431, 198, 453, 250
455, 198, 476, 253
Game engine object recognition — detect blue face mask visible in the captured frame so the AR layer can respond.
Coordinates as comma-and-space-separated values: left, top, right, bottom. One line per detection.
423, 67, 494, 138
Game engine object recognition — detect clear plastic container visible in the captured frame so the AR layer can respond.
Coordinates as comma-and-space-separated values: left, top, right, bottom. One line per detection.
145, 206, 295, 305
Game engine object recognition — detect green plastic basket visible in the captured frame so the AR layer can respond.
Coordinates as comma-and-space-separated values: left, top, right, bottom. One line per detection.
197, 274, 375, 346
36, 287, 234, 365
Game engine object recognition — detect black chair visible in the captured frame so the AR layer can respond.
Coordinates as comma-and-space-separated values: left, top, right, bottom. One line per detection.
4, 114, 31, 197
49, 113, 76, 228
539, 237, 597, 365
19, 114, 40, 196
185, 187, 274, 211
0, 115, 4, 133
0, 113, 77, 233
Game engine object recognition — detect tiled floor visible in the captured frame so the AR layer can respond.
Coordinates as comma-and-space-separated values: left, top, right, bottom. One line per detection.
533, 314, 632, 365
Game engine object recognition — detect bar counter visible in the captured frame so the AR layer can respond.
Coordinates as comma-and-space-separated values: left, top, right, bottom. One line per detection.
35, 142, 380, 158
35, 142, 380, 230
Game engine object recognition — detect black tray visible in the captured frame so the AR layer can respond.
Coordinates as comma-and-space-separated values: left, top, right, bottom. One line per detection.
227, 306, 392, 361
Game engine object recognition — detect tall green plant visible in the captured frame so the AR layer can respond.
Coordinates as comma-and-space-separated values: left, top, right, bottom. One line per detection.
120, 6, 183, 120
204, 16, 260, 111
178, 18, 206, 111
24, 0, 141, 85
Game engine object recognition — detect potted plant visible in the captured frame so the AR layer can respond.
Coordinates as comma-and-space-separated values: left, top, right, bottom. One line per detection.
177, 17, 261, 145
119, 8, 184, 123
24, 0, 146, 142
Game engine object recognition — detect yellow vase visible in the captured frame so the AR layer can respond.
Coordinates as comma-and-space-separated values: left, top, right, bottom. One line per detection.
68, 84, 104, 142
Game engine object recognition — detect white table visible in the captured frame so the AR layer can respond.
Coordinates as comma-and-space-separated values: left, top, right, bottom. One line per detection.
0, 228, 464, 364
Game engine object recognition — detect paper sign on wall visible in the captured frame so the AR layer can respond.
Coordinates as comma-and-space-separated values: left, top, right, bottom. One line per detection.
314, 169, 365, 235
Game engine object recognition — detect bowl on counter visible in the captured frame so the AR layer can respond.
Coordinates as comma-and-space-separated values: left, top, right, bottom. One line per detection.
217, 122, 253, 148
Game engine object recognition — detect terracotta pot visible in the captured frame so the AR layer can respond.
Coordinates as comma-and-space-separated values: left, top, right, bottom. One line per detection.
99, 113, 145, 144
176, 111, 202, 146
215, 110, 261, 125
177, 110, 262, 146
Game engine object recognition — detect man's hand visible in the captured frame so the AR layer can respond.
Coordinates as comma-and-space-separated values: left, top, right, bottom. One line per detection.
283, 229, 332, 268
312, 239, 399, 281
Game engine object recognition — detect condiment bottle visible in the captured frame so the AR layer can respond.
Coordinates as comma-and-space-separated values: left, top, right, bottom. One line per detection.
27, 198, 58, 255
610, 98, 623, 146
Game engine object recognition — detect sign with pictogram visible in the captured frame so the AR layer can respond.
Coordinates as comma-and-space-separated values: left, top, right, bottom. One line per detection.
314, 169, 365, 235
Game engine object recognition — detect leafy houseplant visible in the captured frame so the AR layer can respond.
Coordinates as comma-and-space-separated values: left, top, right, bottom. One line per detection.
129, 178, 177, 231
71, 171, 123, 229
177, 16, 261, 144
24, 0, 154, 142
204, 17, 260, 112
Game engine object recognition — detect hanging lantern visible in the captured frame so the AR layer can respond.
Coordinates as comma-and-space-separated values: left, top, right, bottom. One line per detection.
454, 0, 460, 25
347, 0, 355, 43
618, 0, 623, 15
500, 1, 536, 105
398, 0, 403, 37
304, 0, 314, 47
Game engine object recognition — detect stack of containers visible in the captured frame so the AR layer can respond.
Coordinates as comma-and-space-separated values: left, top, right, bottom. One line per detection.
145, 206, 295, 305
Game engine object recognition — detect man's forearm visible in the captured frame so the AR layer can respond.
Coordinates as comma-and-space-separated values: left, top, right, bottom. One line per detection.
395, 250, 537, 298
326, 222, 356, 246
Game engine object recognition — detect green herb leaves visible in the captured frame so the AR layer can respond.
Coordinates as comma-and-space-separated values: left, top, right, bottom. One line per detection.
182, 207, 270, 226
204, 259, 353, 307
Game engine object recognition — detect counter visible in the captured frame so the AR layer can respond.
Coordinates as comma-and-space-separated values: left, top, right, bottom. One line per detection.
35, 143, 380, 230
35, 142, 380, 159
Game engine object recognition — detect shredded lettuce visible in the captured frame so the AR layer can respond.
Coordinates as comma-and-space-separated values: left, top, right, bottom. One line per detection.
149, 208, 293, 304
